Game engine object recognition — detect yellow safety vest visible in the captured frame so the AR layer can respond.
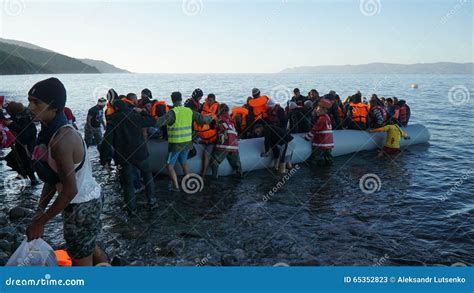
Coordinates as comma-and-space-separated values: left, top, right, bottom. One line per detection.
167, 106, 193, 143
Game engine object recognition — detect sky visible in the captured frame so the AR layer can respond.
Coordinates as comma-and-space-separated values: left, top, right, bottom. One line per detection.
0, 0, 472, 73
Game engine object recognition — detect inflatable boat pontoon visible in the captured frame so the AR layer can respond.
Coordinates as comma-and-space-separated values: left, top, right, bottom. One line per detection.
147, 124, 430, 176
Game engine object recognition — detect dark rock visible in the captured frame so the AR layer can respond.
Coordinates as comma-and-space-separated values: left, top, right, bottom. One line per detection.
9, 207, 35, 221
16, 226, 26, 234
166, 239, 185, 256
111, 256, 129, 266
221, 254, 239, 266
0, 213, 8, 226
233, 249, 246, 260
0, 240, 12, 253
0, 251, 9, 266
0, 227, 17, 240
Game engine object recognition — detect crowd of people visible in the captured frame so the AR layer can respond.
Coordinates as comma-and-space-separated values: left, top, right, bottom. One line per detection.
0, 77, 412, 266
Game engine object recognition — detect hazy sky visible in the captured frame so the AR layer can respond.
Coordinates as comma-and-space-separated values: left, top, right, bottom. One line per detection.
0, 0, 472, 73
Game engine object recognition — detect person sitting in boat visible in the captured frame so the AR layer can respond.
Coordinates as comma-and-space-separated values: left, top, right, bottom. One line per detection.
185, 88, 203, 112
138, 88, 153, 108
195, 94, 219, 177
121, 92, 138, 107
231, 104, 250, 139
247, 88, 269, 125
267, 98, 287, 129
308, 89, 320, 104
369, 118, 410, 157
155, 91, 214, 192
397, 99, 411, 127
101, 99, 158, 215
385, 97, 399, 122
210, 103, 242, 179
255, 122, 294, 174
368, 94, 387, 129
305, 98, 334, 166
347, 93, 369, 130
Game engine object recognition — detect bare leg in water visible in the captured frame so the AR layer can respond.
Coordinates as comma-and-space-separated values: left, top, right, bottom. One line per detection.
73, 246, 108, 266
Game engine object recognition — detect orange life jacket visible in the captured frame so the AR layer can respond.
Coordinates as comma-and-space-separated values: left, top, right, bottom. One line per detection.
121, 97, 136, 106
54, 250, 72, 266
151, 101, 169, 119
350, 103, 368, 123
105, 101, 115, 118
231, 107, 249, 131
248, 95, 269, 121
194, 100, 219, 144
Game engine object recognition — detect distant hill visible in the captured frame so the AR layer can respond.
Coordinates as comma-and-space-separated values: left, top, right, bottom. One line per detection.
280, 62, 474, 74
0, 38, 130, 75
0, 50, 50, 75
80, 58, 130, 73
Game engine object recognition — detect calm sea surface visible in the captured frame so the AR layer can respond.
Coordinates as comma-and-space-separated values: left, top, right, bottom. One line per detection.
0, 73, 473, 265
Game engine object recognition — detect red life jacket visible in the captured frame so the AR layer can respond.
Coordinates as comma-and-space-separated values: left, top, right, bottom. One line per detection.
0, 121, 15, 149
267, 104, 283, 125
398, 105, 409, 126
215, 113, 239, 152
305, 114, 334, 149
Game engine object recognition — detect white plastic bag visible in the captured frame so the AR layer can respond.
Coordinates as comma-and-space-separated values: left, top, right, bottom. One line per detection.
6, 238, 57, 266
